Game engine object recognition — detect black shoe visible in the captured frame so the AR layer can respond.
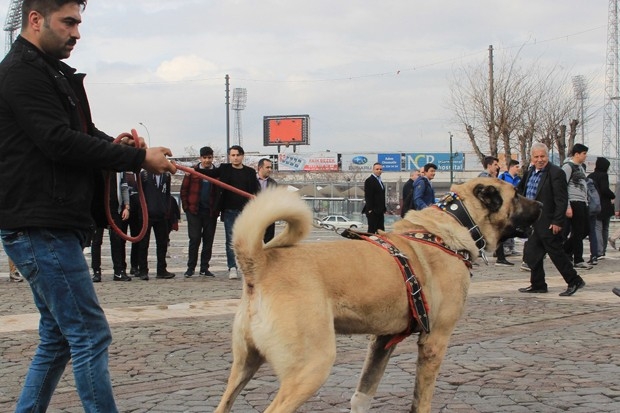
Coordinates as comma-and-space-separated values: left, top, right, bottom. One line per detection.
129, 267, 138, 275
92, 269, 102, 283
518, 285, 548, 293
587, 257, 598, 265
156, 271, 176, 279
613, 287, 620, 297
184, 269, 194, 278
495, 259, 514, 267
200, 270, 215, 277
113, 272, 131, 282
559, 279, 586, 296
137, 272, 149, 281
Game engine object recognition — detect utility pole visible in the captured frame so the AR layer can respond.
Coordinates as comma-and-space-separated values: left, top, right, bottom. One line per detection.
225, 74, 230, 151
488, 45, 496, 156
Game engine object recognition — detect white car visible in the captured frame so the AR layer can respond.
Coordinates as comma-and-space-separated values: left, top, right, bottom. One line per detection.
317, 215, 364, 230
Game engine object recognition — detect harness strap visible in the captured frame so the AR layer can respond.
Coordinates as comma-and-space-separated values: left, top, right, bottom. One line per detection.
433, 192, 488, 264
397, 231, 473, 269
340, 229, 430, 348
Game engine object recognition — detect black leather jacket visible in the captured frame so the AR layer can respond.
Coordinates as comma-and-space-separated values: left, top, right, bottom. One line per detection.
0, 36, 146, 230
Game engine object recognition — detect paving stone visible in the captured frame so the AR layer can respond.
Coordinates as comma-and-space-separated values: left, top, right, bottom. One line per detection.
1, 222, 620, 411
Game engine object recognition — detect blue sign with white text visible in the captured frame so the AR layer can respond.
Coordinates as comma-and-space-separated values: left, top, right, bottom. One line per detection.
378, 153, 401, 171
405, 153, 464, 171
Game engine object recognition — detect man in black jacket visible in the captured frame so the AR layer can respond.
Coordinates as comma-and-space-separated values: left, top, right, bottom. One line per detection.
400, 168, 420, 217
516, 142, 585, 297
362, 162, 387, 233
0, 2, 174, 411
203, 145, 258, 279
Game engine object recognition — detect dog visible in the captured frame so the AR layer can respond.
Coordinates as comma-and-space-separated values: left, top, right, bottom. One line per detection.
214, 178, 541, 413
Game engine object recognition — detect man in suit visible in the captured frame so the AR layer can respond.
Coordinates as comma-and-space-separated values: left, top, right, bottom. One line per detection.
256, 158, 277, 243
516, 142, 586, 296
363, 162, 387, 233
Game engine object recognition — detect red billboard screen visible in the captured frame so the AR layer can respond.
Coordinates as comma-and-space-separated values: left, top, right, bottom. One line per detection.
263, 115, 309, 146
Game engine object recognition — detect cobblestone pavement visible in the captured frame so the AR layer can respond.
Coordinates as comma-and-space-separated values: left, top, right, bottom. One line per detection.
1, 221, 620, 412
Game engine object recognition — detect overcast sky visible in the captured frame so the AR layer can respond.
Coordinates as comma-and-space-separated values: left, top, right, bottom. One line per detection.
0, 0, 610, 157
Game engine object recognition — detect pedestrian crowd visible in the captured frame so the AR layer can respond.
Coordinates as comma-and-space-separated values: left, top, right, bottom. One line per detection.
81, 145, 277, 283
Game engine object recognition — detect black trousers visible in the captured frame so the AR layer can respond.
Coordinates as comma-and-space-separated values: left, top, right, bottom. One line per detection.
524, 226, 580, 289
138, 219, 169, 273
185, 212, 218, 272
90, 227, 104, 271
366, 211, 385, 234
563, 201, 589, 264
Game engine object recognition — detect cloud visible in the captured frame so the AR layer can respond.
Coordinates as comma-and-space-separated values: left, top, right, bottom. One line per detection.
155, 55, 219, 82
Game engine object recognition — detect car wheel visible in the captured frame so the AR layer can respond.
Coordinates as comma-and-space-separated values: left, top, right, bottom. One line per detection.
350, 225, 357, 228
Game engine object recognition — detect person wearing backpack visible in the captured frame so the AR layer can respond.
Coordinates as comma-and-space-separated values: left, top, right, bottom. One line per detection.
561, 144, 592, 270
587, 157, 615, 263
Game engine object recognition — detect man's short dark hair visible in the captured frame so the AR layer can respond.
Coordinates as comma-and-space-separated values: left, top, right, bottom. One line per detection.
258, 158, 272, 168
199, 146, 213, 157
507, 159, 520, 168
228, 145, 244, 155
570, 143, 589, 156
22, 0, 87, 27
423, 163, 437, 171
482, 156, 499, 169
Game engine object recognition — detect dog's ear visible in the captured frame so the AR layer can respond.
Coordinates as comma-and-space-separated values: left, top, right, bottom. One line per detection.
473, 184, 503, 213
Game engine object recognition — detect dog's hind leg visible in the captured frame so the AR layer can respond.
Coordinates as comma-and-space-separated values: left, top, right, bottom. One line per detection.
350, 335, 396, 413
263, 331, 337, 413
214, 317, 265, 413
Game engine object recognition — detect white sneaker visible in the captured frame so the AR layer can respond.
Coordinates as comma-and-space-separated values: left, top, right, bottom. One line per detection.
228, 268, 239, 280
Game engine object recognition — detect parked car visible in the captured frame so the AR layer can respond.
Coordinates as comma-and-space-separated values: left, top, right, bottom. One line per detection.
316, 215, 364, 230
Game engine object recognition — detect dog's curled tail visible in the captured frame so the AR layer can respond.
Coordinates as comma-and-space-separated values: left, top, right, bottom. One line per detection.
233, 187, 313, 279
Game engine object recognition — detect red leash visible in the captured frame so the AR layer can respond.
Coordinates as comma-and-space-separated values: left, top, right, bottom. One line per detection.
172, 163, 255, 200
104, 134, 256, 242
104, 129, 149, 243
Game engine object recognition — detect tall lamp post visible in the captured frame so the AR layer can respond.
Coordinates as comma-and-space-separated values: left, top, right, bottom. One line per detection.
449, 132, 454, 185
138, 122, 151, 147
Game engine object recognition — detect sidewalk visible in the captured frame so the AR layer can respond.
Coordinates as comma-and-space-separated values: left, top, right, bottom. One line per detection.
1, 222, 619, 412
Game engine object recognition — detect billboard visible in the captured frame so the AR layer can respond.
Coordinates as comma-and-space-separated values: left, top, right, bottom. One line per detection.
278, 152, 338, 171
378, 153, 401, 172
263, 115, 310, 147
341, 154, 375, 172
405, 153, 465, 171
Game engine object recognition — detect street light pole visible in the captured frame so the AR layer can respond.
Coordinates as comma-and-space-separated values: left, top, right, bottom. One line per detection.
138, 122, 151, 147
449, 132, 454, 185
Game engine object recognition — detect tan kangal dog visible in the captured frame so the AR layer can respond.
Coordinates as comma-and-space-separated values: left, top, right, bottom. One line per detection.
215, 178, 541, 413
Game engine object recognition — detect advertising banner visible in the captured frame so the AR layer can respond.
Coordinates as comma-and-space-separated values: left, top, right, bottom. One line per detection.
278, 152, 339, 171
378, 153, 401, 171
405, 153, 465, 171
341, 153, 375, 172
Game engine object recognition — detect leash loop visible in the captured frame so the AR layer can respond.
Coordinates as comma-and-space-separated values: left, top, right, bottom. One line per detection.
104, 129, 149, 243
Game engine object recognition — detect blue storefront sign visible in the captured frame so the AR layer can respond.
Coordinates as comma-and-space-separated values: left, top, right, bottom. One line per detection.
405, 153, 464, 171
378, 153, 401, 171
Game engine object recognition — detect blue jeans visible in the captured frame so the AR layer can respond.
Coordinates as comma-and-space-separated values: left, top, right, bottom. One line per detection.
222, 209, 241, 269
1, 228, 118, 413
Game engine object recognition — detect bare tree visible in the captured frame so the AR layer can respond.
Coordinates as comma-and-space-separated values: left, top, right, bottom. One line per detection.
449, 47, 580, 165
